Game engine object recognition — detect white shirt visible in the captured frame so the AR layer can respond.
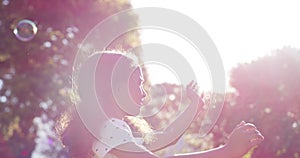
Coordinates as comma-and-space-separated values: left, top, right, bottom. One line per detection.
92, 118, 144, 158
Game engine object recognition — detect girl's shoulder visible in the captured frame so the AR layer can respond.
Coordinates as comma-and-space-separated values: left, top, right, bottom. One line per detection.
92, 118, 136, 158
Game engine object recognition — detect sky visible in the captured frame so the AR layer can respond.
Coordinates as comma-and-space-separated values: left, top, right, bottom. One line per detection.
131, 0, 300, 91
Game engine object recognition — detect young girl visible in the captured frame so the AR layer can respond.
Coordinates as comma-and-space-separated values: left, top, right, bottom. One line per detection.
57, 51, 264, 158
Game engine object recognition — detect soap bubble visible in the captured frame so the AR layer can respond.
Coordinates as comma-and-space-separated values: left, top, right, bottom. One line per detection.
13, 19, 38, 42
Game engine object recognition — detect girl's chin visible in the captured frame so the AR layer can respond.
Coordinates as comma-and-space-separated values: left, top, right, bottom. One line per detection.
134, 99, 145, 106
139, 100, 148, 107
139, 101, 144, 106
140, 98, 149, 106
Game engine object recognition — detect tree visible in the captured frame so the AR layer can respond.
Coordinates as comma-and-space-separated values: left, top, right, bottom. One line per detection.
228, 47, 300, 157
0, 0, 139, 157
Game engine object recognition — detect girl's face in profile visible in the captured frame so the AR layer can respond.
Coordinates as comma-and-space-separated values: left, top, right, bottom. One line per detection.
129, 67, 147, 106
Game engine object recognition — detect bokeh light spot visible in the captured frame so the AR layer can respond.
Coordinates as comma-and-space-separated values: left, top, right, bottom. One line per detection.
43, 41, 52, 48
292, 122, 298, 128
0, 96, 7, 103
264, 107, 271, 114
0, 79, 3, 90
2, 0, 9, 6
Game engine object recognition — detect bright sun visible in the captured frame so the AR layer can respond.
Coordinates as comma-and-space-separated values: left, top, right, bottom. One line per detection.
138, 29, 212, 91
131, 0, 300, 92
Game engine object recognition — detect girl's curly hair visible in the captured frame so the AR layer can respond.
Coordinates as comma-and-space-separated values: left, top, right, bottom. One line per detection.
56, 107, 95, 158
56, 51, 153, 158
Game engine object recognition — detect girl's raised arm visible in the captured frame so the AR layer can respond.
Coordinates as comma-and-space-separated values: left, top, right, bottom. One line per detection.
145, 81, 204, 151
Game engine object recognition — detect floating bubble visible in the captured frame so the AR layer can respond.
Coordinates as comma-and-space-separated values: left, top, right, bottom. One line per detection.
13, 19, 38, 42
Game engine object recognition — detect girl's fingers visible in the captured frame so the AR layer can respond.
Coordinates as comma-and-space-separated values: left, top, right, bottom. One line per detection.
253, 130, 264, 140
187, 80, 198, 91
248, 129, 263, 139
191, 80, 195, 85
247, 129, 264, 146
187, 80, 194, 89
250, 134, 264, 146
240, 123, 257, 131
236, 121, 246, 128
193, 84, 198, 91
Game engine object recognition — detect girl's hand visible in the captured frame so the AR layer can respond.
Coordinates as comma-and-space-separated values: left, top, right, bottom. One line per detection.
224, 121, 264, 158
186, 81, 204, 110
187, 81, 198, 101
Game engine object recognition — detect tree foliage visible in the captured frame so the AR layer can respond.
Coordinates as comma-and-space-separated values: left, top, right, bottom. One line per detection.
228, 47, 300, 158
0, 0, 139, 157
